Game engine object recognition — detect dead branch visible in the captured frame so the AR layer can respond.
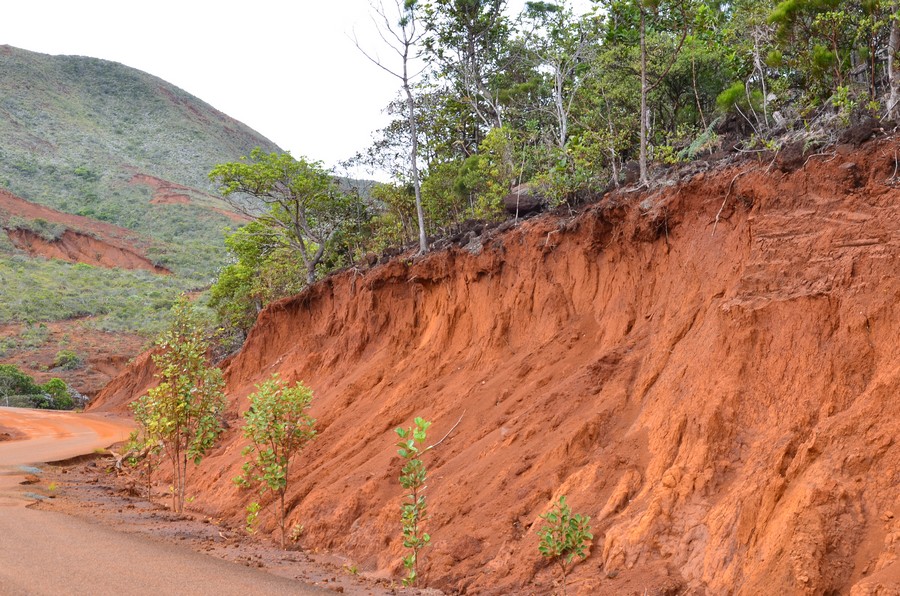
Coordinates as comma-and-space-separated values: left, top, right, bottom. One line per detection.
713, 169, 754, 236
427, 411, 465, 451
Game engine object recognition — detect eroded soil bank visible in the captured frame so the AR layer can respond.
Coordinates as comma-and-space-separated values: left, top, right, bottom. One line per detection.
93, 138, 900, 594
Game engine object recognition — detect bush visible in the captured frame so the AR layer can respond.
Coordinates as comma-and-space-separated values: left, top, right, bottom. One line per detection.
235, 373, 317, 549
42, 378, 74, 409
0, 363, 41, 396
53, 349, 83, 370
0, 364, 73, 409
537, 495, 593, 595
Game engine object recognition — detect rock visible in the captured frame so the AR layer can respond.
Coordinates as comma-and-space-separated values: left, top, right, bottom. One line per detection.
839, 161, 862, 188
503, 183, 546, 215
623, 160, 641, 185
777, 140, 807, 172
839, 116, 880, 147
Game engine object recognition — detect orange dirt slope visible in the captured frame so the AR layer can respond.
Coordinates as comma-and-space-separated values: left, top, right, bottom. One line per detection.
92, 138, 900, 594
0, 188, 168, 273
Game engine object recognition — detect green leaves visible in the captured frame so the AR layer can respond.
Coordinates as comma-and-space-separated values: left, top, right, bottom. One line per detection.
235, 373, 317, 548
537, 495, 593, 593
209, 149, 356, 285
396, 417, 432, 586
129, 297, 225, 514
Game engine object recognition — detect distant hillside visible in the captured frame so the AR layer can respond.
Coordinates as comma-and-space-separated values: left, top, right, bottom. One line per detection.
0, 44, 280, 278
0, 45, 282, 394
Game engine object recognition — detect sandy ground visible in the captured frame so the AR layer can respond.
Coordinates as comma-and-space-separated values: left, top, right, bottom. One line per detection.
0, 407, 422, 596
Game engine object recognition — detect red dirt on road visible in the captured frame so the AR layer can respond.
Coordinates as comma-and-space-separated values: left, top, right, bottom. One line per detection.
0, 408, 335, 595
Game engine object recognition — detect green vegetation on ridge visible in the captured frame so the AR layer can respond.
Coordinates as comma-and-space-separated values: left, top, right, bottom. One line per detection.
0, 255, 197, 335
0, 363, 79, 409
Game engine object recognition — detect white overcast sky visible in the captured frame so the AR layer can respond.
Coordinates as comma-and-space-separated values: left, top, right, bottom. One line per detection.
2, 1, 594, 177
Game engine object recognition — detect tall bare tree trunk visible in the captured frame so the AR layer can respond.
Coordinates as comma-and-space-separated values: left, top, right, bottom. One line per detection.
888, 7, 900, 120
356, 0, 428, 254
639, 3, 649, 186
405, 79, 428, 254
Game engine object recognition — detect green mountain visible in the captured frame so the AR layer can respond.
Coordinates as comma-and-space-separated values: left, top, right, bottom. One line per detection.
0, 44, 280, 280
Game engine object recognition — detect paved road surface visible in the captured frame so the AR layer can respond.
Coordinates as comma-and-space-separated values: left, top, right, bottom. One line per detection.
0, 407, 327, 595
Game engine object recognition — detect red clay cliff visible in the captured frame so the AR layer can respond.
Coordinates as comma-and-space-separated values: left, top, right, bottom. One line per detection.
92, 137, 900, 595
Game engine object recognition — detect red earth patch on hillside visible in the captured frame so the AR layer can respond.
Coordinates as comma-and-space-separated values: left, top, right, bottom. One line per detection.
93, 137, 900, 595
128, 172, 249, 223
0, 189, 169, 273
7, 228, 169, 273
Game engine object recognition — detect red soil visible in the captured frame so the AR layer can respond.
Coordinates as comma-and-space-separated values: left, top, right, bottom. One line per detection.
7, 228, 168, 273
150, 193, 191, 205
129, 173, 249, 223
91, 138, 900, 594
0, 318, 145, 397
0, 189, 168, 273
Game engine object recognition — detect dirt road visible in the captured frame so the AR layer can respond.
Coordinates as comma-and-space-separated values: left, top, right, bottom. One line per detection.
0, 407, 327, 595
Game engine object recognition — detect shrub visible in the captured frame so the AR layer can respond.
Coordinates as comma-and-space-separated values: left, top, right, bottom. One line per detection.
53, 349, 83, 370
537, 495, 593, 595
396, 417, 432, 586
129, 297, 225, 513
41, 378, 73, 409
235, 373, 317, 549
0, 364, 73, 410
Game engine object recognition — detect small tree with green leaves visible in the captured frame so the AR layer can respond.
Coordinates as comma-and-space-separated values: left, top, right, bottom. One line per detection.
126, 398, 163, 501
396, 417, 432, 586
537, 495, 593, 595
130, 297, 225, 514
235, 373, 317, 549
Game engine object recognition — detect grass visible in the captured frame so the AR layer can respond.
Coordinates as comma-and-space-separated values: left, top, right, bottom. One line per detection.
0, 254, 200, 335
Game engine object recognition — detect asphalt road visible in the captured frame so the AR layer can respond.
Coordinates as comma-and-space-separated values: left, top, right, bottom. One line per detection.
0, 407, 328, 595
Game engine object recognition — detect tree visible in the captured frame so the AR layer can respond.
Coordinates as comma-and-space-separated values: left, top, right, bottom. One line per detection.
355, 0, 430, 254
208, 220, 306, 347
423, 0, 513, 130
767, 0, 855, 102
235, 374, 317, 549
523, 2, 596, 150
130, 297, 225, 514
718, 0, 776, 134
210, 149, 353, 284
599, 0, 691, 185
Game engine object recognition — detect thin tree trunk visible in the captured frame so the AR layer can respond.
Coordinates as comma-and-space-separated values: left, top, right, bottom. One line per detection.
146, 457, 152, 501
170, 445, 179, 512
280, 491, 286, 549
405, 81, 428, 254
180, 452, 188, 514
752, 29, 769, 130
889, 8, 900, 120
639, 3, 649, 186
